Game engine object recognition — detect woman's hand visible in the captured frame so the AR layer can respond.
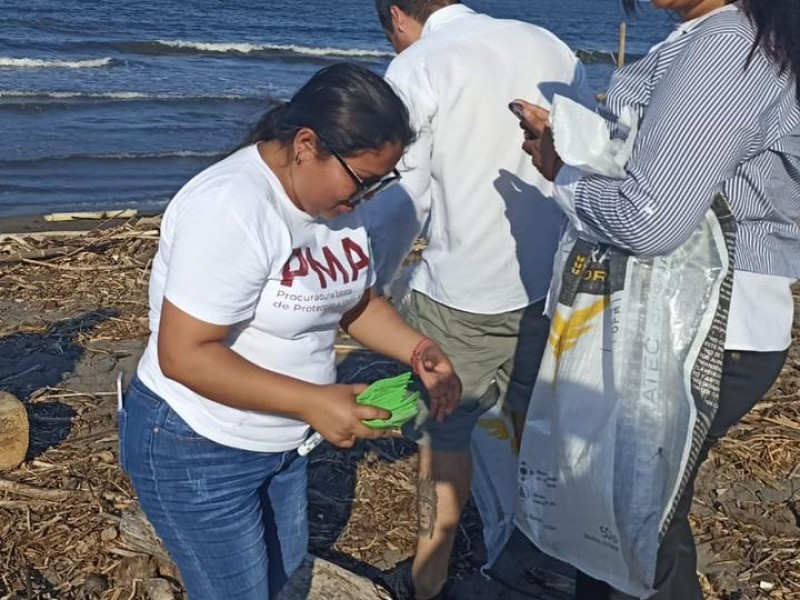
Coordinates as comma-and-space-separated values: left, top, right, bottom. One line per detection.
340, 290, 461, 422
512, 99, 563, 182
413, 340, 462, 422
304, 383, 391, 448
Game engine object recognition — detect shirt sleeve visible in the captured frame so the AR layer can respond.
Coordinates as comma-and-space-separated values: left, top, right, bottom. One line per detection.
364, 57, 437, 294
163, 193, 271, 326
571, 32, 776, 255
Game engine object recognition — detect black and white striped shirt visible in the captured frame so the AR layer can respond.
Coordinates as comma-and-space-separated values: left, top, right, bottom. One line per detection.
569, 6, 800, 278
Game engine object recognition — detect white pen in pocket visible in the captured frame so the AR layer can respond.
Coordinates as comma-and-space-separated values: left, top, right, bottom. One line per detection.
116, 371, 124, 412
297, 431, 323, 456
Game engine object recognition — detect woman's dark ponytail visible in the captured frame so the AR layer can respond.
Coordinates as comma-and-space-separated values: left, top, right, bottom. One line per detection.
740, 0, 800, 103
238, 63, 414, 155
240, 101, 291, 147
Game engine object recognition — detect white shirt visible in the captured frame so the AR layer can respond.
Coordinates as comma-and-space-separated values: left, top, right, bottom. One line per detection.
365, 4, 594, 314
137, 145, 375, 452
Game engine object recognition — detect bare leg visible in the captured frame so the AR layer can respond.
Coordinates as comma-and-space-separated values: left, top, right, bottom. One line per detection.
411, 446, 472, 599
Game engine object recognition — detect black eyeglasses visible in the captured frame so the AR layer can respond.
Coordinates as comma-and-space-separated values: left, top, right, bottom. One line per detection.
325, 144, 402, 208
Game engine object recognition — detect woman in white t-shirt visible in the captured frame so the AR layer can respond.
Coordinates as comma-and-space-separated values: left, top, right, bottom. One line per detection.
119, 63, 461, 600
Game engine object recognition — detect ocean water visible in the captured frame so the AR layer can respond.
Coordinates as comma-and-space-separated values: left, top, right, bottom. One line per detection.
0, 0, 674, 217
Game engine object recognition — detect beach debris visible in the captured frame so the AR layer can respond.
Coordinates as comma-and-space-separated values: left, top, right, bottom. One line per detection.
44, 209, 138, 222
80, 572, 110, 596
0, 391, 29, 470
116, 505, 171, 562
0, 219, 797, 599
0, 245, 70, 264
277, 555, 391, 600
144, 577, 176, 600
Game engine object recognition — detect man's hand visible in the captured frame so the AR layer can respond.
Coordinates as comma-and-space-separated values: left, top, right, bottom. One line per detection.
414, 342, 462, 422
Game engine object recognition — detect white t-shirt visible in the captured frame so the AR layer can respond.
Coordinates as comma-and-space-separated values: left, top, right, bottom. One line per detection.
365, 4, 594, 314
137, 144, 375, 452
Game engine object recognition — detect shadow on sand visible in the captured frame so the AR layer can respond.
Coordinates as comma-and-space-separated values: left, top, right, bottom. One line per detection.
0, 309, 116, 458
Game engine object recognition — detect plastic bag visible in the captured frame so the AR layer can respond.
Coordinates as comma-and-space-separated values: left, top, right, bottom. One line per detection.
515, 196, 735, 597
550, 94, 638, 179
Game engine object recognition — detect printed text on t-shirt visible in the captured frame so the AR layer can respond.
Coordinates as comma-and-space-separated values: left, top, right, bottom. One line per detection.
281, 237, 370, 288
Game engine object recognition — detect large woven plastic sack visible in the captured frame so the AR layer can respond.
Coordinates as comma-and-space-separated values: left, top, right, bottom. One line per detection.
515, 197, 735, 597
470, 383, 519, 569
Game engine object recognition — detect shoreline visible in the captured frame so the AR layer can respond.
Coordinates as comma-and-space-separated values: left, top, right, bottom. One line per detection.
0, 211, 161, 236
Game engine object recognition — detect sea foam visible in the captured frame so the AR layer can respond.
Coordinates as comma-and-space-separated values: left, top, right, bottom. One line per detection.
154, 39, 394, 59
0, 57, 113, 69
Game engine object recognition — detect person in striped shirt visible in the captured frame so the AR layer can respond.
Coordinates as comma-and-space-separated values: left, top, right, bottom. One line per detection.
514, 0, 800, 598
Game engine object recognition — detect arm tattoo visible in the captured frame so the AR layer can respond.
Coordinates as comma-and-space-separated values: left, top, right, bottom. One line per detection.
418, 476, 438, 539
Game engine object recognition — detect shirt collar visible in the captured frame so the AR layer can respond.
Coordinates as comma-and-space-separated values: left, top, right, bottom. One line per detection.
673, 2, 738, 37
421, 4, 475, 37
648, 3, 739, 53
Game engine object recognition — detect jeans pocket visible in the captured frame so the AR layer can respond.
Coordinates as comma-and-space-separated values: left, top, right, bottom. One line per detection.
157, 405, 211, 443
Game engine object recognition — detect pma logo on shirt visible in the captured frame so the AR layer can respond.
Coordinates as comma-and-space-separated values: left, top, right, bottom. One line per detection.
281, 237, 369, 289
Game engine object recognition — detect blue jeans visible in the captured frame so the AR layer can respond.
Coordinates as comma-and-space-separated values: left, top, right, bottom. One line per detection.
119, 377, 308, 600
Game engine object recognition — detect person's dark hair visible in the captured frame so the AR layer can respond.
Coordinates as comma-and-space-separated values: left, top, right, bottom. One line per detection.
240, 62, 414, 157
740, 0, 800, 103
621, 0, 800, 103
375, 0, 458, 32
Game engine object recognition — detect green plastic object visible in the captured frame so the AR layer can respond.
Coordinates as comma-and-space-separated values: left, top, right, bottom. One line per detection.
356, 372, 420, 429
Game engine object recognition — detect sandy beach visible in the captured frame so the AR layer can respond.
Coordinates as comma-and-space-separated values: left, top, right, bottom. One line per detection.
0, 216, 798, 599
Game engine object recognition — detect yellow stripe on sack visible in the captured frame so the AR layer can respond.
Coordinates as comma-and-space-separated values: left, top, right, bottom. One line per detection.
548, 297, 609, 359
478, 417, 521, 455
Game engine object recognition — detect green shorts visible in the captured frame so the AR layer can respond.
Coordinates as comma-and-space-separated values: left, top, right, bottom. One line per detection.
402, 291, 550, 452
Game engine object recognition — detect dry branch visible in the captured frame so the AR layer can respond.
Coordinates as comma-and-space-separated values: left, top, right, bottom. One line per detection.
0, 478, 91, 501
0, 246, 70, 264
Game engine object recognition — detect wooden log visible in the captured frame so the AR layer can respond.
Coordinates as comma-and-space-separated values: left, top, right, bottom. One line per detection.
0, 391, 28, 471
144, 578, 176, 600
117, 505, 171, 563
0, 246, 70, 264
43, 209, 138, 222
278, 555, 388, 600
118, 505, 388, 599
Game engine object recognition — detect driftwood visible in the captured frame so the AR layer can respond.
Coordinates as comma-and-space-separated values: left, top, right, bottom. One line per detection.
21, 257, 147, 272
0, 477, 90, 501
44, 209, 138, 222
0, 245, 70, 264
116, 505, 171, 563
118, 505, 390, 599
278, 556, 389, 600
